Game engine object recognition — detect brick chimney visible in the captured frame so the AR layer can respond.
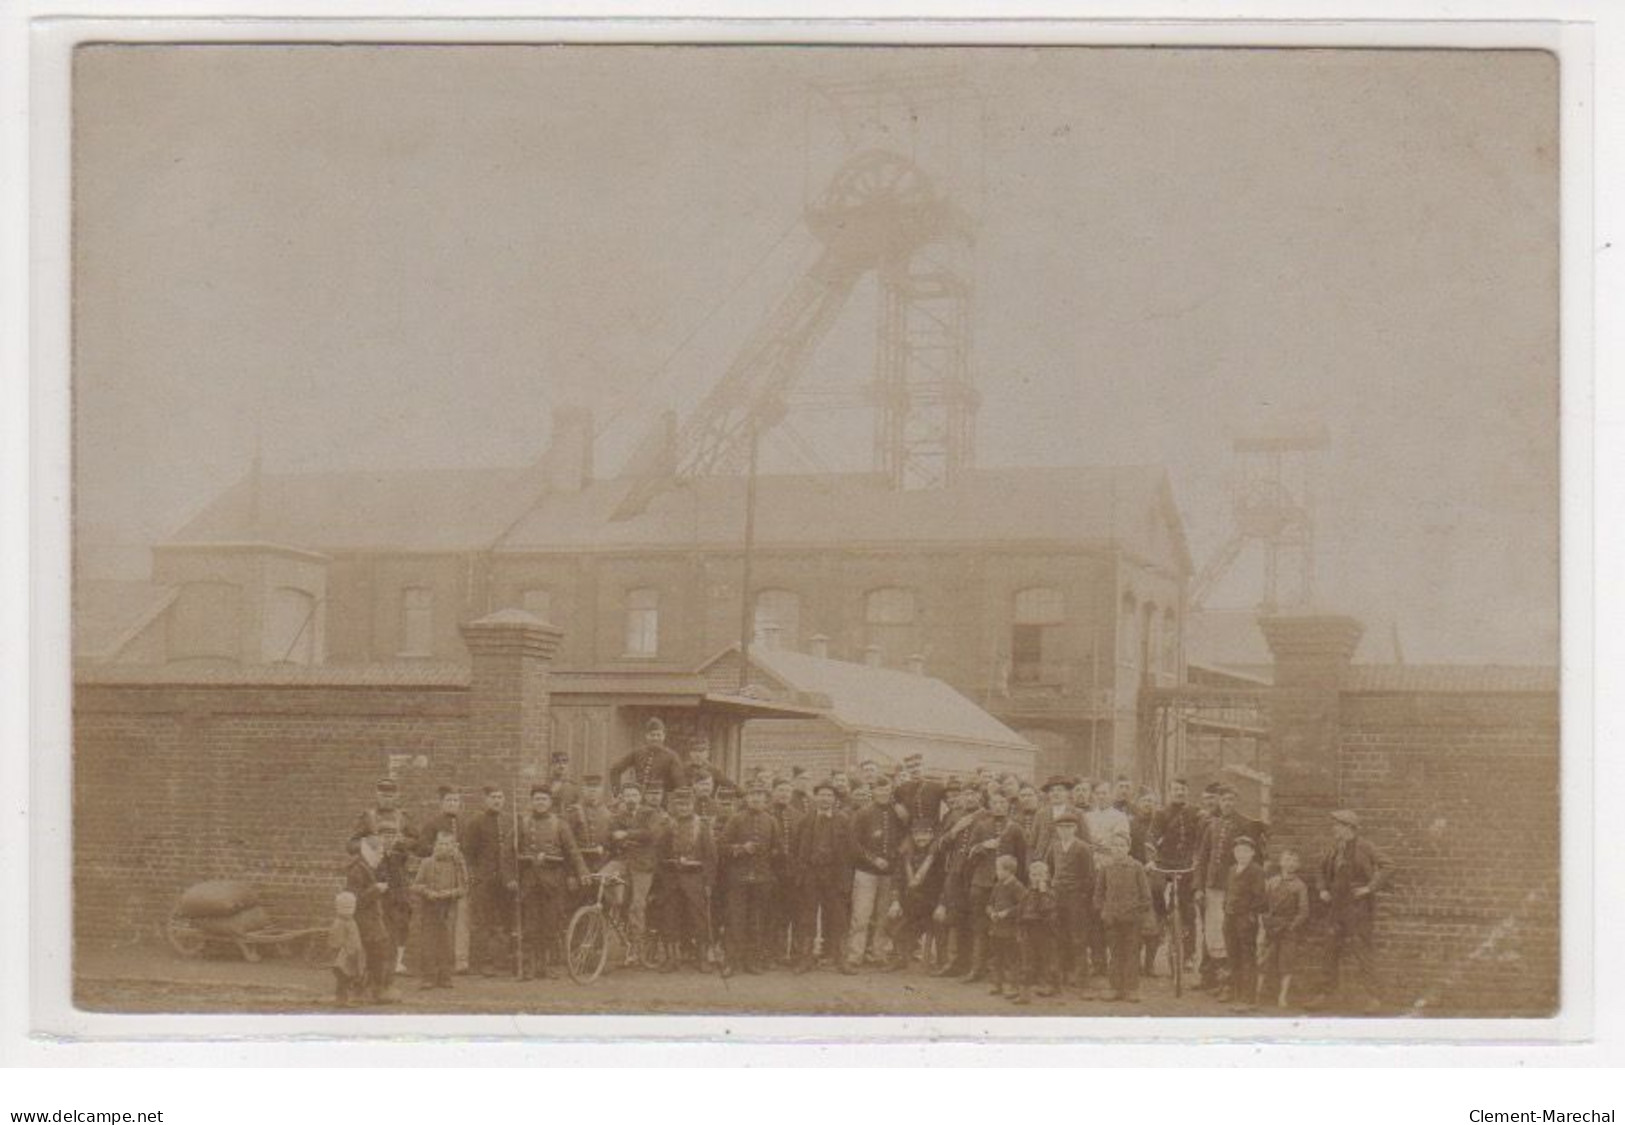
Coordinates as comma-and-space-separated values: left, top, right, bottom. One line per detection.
1259, 614, 1363, 863
808, 633, 830, 659
460, 609, 565, 784
543, 404, 595, 493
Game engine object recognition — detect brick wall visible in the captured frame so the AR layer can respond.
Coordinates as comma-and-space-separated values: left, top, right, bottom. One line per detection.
1337, 690, 1559, 1016
74, 679, 471, 943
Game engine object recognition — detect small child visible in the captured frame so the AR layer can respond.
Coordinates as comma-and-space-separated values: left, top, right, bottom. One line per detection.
1092, 834, 1153, 1002
329, 890, 365, 1008
1019, 860, 1060, 999
986, 854, 1028, 1002
1260, 849, 1311, 1008
412, 827, 468, 989
1221, 836, 1268, 1010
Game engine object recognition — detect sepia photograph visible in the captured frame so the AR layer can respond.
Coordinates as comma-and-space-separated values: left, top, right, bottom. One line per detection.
64, 40, 1562, 1024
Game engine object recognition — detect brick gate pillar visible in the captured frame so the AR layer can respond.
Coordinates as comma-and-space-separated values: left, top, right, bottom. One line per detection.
1258, 615, 1363, 862
460, 609, 564, 790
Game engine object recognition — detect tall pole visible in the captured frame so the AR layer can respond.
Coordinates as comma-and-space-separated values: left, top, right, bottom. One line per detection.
737, 418, 762, 693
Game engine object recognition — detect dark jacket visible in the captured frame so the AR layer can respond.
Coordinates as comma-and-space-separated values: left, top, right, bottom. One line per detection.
1195, 810, 1267, 890
610, 805, 667, 874
1040, 835, 1095, 903
988, 878, 1027, 939
1149, 801, 1203, 869
565, 803, 614, 869
1320, 836, 1393, 921
851, 803, 907, 877
1093, 854, 1153, 926
965, 814, 1026, 889
720, 807, 782, 885
344, 854, 391, 945
791, 809, 854, 879
1263, 873, 1311, 935
1223, 860, 1268, 918
608, 744, 686, 797
516, 812, 587, 884
1019, 885, 1058, 934
656, 813, 717, 882
894, 778, 946, 830
462, 809, 514, 886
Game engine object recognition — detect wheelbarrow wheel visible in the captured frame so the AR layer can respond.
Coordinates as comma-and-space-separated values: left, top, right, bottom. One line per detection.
166, 911, 208, 958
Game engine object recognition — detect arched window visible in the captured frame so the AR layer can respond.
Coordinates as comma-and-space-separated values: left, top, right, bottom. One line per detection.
864, 587, 919, 665
264, 586, 319, 665
624, 587, 659, 657
399, 586, 434, 657
1012, 587, 1064, 684
753, 589, 800, 650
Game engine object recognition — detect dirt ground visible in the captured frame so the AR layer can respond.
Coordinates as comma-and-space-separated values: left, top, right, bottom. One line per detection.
72, 942, 1359, 1019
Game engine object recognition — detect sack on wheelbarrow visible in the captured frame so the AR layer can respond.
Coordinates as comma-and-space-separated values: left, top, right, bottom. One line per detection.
176, 880, 264, 919
194, 905, 273, 936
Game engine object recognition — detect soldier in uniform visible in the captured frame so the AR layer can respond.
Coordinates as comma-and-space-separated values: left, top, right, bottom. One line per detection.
787, 765, 813, 816
791, 781, 857, 975
684, 732, 727, 789
709, 781, 740, 970
547, 751, 580, 813
608, 717, 686, 797
565, 773, 613, 880
692, 772, 718, 822
894, 753, 946, 833
1150, 777, 1203, 974
1193, 785, 1264, 991
958, 791, 1026, 983
609, 781, 665, 962
515, 785, 587, 979
719, 778, 782, 977
887, 820, 947, 972
847, 773, 905, 970
767, 778, 803, 964
930, 783, 981, 977
654, 786, 717, 972
461, 786, 516, 977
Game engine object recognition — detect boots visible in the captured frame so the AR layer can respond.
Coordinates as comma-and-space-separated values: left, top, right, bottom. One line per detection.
960, 934, 988, 983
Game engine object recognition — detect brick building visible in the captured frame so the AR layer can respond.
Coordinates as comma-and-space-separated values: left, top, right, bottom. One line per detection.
79, 412, 1193, 781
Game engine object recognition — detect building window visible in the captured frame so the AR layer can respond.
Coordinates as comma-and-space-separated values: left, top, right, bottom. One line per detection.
753, 589, 800, 650
624, 587, 659, 657
1012, 587, 1064, 684
864, 587, 918, 664
399, 586, 434, 657
264, 586, 319, 665
1118, 593, 1138, 669
521, 587, 553, 624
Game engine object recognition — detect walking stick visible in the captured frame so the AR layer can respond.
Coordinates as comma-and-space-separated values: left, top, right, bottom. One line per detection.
513, 802, 525, 981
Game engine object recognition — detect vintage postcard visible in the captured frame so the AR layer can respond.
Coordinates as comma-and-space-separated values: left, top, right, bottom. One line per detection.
55, 34, 1568, 1033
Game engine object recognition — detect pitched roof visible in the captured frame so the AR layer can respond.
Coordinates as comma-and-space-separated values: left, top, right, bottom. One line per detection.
168, 465, 545, 553
737, 644, 1034, 753
496, 465, 1191, 572
1342, 664, 1559, 694
73, 580, 178, 661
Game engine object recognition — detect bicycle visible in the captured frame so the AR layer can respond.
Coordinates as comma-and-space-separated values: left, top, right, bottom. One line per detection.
563, 865, 664, 983
1150, 863, 1198, 998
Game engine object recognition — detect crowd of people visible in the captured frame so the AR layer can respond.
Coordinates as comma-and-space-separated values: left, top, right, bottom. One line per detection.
331, 716, 1392, 1013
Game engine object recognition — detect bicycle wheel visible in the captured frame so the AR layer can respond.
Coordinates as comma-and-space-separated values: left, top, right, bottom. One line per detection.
565, 906, 609, 984
638, 927, 668, 970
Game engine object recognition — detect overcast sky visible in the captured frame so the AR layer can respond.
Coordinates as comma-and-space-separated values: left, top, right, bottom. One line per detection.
72, 44, 1559, 665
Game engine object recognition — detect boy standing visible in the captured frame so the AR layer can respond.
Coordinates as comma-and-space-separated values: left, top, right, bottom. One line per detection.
986, 854, 1028, 1003
412, 827, 468, 989
1260, 849, 1311, 1008
1093, 834, 1153, 1002
1041, 809, 1094, 990
1020, 859, 1061, 999
328, 891, 365, 1007
1221, 836, 1268, 1010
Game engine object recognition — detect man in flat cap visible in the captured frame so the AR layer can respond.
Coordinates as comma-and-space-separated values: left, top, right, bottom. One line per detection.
1029, 775, 1080, 862
608, 717, 686, 798
1314, 809, 1393, 1012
